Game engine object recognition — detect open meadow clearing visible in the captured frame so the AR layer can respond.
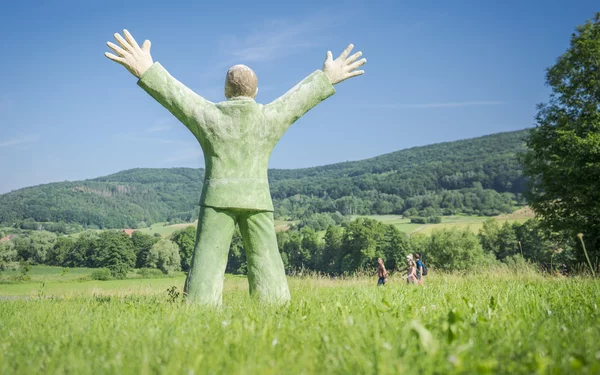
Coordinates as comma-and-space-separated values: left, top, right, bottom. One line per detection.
67, 209, 532, 243
358, 208, 534, 235
1, 267, 599, 374
133, 219, 297, 238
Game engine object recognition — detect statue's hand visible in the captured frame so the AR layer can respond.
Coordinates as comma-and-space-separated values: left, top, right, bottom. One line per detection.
322, 44, 366, 85
105, 30, 153, 78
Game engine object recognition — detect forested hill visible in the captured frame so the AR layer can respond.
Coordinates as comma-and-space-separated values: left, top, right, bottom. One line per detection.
0, 129, 529, 229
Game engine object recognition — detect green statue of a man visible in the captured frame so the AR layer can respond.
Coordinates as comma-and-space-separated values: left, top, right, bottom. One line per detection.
105, 30, 366, 305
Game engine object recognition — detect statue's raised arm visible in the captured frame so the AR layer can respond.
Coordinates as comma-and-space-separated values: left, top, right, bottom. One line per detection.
264, 44, 366, 140
105, 30, 220, 139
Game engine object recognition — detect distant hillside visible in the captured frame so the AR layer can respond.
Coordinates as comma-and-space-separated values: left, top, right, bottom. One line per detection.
0, 129, 529, 229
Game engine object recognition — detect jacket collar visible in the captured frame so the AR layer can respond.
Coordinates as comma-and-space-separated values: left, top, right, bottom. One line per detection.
227, 96, 256, 102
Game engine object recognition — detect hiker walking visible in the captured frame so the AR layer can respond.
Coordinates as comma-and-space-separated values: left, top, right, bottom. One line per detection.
415, 252, 425, 285
406, 254, 417, 284
377, 258, 388, 286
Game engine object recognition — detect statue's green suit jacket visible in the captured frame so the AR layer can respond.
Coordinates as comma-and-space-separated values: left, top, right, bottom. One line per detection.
138, 62, 336, 211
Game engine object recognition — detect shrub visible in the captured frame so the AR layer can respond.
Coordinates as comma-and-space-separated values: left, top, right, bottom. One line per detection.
425, 228, 496, 271
0, 240, 17, 271
91, 268, 112, 281
427, 216, 442, 224
410, 217, 441, 224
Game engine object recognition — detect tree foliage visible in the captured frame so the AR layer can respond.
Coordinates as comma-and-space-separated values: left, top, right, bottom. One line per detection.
522, 13, 600, 258
420, 228, 494, 271
171, 226, 196, 272
0, 240, 17, 270
226, 228, 246, 274
131, 232, 159, 269
90, 231, 136, 279
147, 239, 181, 274
0, 215, 584, 277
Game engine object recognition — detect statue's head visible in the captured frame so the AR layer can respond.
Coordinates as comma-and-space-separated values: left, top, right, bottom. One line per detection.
225, 65, 258, 99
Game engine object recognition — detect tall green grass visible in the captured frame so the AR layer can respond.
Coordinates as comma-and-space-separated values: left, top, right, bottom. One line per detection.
1, 271, 599, 374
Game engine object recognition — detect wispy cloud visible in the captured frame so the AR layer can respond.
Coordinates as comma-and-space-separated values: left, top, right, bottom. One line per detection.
374, 101, 506, 109
220, 13, 339, 63
0, 134, 39, 148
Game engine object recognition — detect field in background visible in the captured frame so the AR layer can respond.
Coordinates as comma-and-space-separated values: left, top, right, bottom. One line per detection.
0, 266, 598, 374
358, 206, 535, 235
136, 220, 199, 237
0, 266, 98, 284
128, 207, 535, 239
135, 219, 296, 238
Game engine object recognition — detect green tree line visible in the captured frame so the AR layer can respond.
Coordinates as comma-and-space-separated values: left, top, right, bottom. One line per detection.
1, 215, 580, 278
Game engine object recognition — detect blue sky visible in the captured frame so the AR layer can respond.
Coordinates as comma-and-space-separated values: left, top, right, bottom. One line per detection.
0, 0, 597, 194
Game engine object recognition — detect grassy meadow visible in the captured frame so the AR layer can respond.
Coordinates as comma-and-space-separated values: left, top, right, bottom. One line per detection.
134, 218, 296, 238
135, 221, 198, 237
358, 207, 535, 235
1, 266, 599, 374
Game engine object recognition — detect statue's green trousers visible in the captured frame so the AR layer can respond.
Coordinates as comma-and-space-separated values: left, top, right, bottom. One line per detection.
184, 206, 291, 305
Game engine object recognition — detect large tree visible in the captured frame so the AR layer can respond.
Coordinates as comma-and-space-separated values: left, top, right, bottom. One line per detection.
90, 231, 136, 278
321, 226, 344, 274
131, 231, 158, 268
171, 226, 196, 271
522, 13, 600, 258
147, 239, 181, 274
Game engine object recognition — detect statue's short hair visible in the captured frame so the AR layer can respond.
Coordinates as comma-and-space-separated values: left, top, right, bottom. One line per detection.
225, 65, 258, 99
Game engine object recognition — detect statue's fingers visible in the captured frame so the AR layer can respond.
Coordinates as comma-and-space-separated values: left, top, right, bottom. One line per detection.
346, 51, 362, 64
123, 29, 140, 49
339, 44, 354, 60
142, 39, 151, 53
114, 33, 131, 51
104, 52, 125, 64
347, 58, 367, 71
326, 51, 333, 61
107, 42, 127, 56
348, 70, 364, 78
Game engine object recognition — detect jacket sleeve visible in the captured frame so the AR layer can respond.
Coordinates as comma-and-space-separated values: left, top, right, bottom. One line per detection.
137, 62, 221, 139
263, 70, 335, 140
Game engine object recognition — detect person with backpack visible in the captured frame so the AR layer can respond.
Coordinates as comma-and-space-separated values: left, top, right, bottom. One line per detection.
415, 252, 427, 285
